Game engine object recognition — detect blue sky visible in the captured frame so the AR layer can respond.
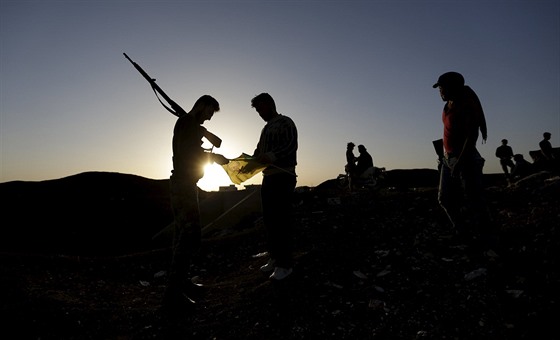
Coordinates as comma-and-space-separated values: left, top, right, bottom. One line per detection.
1, 0, 559, 191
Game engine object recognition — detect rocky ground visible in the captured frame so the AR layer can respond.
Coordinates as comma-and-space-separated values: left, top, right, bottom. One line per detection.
1, 172, 559, 339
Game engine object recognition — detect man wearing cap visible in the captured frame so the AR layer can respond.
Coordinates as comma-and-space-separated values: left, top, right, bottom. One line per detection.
433, 72, 493, 247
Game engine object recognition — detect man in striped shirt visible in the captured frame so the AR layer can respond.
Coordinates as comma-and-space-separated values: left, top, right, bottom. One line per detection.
251, 93, 298, 280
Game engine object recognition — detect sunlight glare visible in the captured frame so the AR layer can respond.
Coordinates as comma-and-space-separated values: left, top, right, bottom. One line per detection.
198, 162, 233, 192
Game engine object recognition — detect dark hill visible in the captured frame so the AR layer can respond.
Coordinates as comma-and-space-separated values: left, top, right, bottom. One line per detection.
0, 170, 392, 255
0, 169, 508, 256
0, 170, 559, 339
0, 172, 172, 255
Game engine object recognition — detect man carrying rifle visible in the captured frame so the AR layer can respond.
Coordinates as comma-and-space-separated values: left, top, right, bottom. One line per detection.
163, 95, 228, 311
123, 54, 228, 311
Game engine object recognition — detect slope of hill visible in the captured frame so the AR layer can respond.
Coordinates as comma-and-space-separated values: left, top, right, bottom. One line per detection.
0, 172, 173, 255
1, 170, 559, 339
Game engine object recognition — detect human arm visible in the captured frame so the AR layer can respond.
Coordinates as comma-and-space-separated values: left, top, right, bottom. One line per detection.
210, 153, 229, 165
253, 116, 298, 166
480, 114, 487, 144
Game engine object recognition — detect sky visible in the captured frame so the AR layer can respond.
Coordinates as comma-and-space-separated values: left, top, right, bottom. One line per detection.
1, 0, 559, 191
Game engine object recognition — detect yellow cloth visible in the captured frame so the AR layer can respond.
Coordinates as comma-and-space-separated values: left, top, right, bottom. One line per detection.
221, 153, 267, 184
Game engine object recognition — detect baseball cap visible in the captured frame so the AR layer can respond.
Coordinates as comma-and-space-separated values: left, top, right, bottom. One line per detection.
432, 72, 465, 88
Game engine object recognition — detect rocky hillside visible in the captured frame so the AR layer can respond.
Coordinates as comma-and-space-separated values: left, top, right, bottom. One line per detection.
1, 170, 558, 339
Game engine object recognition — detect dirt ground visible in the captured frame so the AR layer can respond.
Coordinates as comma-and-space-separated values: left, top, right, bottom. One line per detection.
1, 174, 559, 339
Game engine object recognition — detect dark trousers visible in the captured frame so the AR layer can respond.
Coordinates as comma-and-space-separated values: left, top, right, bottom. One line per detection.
166, 175, 201, 294
261, 173, 297, 268
500, 158, 515, 177
438, 152, 495, 247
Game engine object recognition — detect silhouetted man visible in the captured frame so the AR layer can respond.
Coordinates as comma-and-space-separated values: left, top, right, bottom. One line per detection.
251, 93, 298, 281
355, 144, 374, 178
346, 142, 357, 176
163, 95, 228, 311
433, 72, 494, 249
539, 132, 553, 161
495, 139, 515, 179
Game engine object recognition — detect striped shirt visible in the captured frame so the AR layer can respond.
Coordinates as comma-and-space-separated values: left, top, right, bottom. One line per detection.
253, 114, 298, 176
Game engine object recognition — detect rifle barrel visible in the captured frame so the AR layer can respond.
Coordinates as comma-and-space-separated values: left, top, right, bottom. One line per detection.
123, 52, 186, 116
123, 52, 222, 147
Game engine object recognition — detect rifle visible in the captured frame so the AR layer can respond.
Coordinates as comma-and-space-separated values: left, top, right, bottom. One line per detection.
123, 53, 222, 148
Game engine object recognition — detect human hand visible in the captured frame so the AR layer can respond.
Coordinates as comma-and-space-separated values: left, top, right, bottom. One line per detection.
212, 154, 229, 165
257, 152, 275, 165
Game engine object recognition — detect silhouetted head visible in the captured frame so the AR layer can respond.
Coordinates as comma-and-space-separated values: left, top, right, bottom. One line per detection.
251, 93, 277, 122
191, 95, 220, 124
347, 142, 355, 149
433, 72, 464, 89
514, 154, 524, 161
433, 72, 465, 101
502, 139, 508, 145
358, 145, 366, 153
543, 132, 551, 139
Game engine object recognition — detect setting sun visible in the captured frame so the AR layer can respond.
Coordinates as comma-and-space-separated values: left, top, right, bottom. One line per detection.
198, 162, 233, 192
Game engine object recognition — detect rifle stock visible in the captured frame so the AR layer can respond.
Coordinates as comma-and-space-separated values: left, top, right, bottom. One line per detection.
124, 52, 222, 148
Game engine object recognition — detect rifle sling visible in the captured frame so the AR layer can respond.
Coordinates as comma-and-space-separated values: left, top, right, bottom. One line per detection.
150, 84, 222, 148
152, 85, 179, 117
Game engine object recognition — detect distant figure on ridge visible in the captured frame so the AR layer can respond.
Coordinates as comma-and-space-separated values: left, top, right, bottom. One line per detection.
163, 95, 228, 312
432, 71, 495, 250
346, 142, 357, 176
355, 144, 374, 180
539, 132, 553, 161
251, 93, 298, 281
534, 132, 560, 173
345, 142, 357, 187
495, 139, 515, 180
